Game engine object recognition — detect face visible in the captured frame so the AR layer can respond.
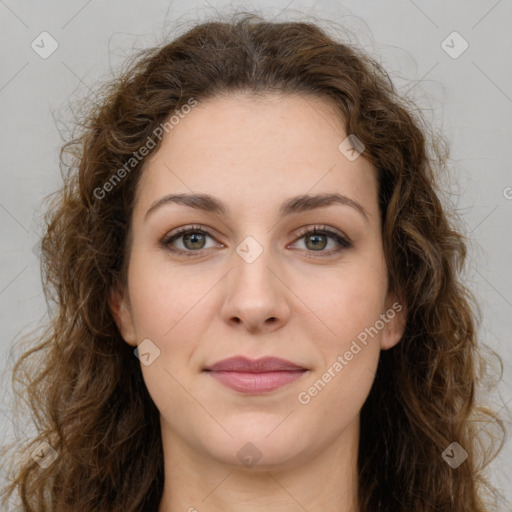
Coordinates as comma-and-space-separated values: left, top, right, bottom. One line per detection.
110, 92, 405, 470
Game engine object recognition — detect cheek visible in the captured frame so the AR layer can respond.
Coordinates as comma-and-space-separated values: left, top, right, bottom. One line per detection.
298, 261, 387, 347
297, 276, 383, 422
126, 249, 200, 338
127, 260, 201, 419
305, 262, 387, 419
126, 251, 214, 380
304, 352, 379, 432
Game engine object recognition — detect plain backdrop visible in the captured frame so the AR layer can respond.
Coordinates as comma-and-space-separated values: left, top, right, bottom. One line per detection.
1, 0, 511, 509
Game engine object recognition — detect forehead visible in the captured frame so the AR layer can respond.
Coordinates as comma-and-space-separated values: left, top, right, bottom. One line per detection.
134, 92, 378, 222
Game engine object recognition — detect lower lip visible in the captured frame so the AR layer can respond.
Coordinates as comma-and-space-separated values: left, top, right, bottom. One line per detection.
206, 370, 307, 393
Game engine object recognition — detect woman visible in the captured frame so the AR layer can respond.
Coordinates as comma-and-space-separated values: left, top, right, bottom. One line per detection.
1, 12, 506, 512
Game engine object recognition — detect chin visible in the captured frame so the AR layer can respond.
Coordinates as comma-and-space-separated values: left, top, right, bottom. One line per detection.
196, 422, 314, 470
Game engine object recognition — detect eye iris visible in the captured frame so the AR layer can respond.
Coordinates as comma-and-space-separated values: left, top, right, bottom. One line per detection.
184, 232, 206, 250
306, 233, 327, 250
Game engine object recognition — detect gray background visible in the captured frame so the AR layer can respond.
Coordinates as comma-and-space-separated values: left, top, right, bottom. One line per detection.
1, 0, 511, 509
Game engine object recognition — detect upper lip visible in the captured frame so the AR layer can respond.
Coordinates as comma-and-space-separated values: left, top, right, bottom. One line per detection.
204, 356, 307, 373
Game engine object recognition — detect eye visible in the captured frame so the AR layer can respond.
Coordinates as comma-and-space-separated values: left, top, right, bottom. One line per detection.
161, 224, 352, 258
290, 225, 352, 257
161, 224, 221, 257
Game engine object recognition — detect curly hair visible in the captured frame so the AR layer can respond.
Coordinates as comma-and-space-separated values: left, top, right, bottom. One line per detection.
1, 11, 506, 512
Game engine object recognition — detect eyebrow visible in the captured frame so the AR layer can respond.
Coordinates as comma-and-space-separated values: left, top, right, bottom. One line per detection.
144, 192, 369, 223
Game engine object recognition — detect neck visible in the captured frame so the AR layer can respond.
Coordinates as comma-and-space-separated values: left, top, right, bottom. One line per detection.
157, 415, 361, 512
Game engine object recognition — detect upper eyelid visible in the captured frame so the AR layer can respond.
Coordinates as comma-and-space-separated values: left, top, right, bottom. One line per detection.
163, 224, 350, 248
293, 224, 347, 240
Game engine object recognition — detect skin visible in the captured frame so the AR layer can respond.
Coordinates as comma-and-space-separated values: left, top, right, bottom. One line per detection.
109, 92, 406, 512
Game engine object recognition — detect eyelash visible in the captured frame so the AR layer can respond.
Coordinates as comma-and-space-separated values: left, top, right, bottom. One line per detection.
161, 224, 352, 258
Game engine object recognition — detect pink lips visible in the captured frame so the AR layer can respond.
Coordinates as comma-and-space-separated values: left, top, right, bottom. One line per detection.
204, 356, 308, 394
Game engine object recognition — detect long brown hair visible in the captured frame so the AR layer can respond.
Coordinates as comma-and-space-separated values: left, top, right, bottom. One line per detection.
1, 11, 506, 512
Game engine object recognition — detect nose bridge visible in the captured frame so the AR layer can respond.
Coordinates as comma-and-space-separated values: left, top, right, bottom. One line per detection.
220, 232, 291, 331
231, 233, 278, 301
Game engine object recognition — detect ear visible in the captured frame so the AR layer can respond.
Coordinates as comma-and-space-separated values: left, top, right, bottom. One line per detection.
380, 293, 407, 351
109, 283, 137, 347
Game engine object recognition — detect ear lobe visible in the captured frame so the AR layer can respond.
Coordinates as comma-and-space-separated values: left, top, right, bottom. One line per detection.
380, 296, 407, 351
109, 285, 137, 347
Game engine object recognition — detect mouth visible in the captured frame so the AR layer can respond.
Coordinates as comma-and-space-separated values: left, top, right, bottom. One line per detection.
203, 356, 309, 394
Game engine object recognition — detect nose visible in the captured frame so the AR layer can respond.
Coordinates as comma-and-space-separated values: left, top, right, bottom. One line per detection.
220, 244, 292, 334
